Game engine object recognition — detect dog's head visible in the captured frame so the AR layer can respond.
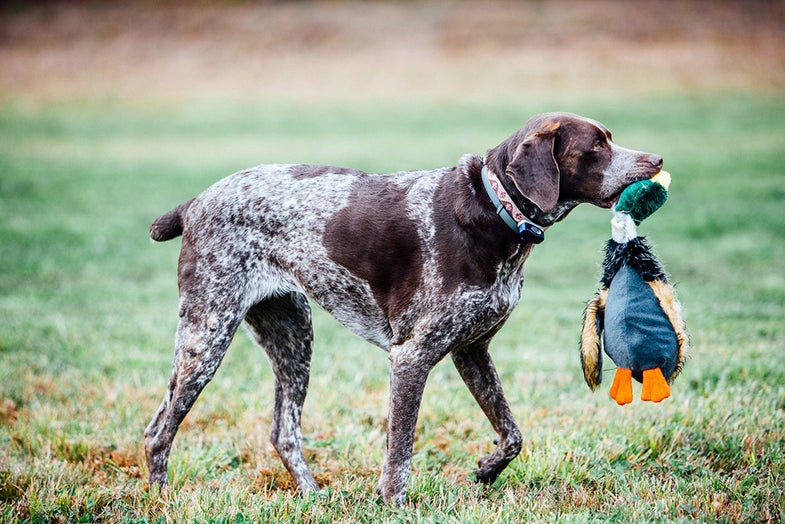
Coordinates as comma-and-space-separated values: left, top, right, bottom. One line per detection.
484, 112, 664, 224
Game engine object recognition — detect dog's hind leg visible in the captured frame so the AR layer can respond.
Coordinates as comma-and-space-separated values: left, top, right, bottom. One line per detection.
144, 296, 246, 487
245, 292, 319, 493
145, 233, 250, 488
451, 340, 522, 485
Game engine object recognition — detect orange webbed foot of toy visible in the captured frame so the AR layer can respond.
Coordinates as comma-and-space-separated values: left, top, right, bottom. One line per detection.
641, 368, 670, 402
609, 368, 633, 406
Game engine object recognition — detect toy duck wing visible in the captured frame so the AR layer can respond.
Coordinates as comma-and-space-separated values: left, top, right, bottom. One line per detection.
580, 290, 607, 389
647, 279, 690, 382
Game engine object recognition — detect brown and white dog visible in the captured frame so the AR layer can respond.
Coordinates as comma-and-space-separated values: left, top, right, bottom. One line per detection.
144, 112, 663, 504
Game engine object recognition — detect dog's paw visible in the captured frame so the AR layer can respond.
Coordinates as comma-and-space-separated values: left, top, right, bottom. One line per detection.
473, 457, 503, 485
376, 480, 407, 505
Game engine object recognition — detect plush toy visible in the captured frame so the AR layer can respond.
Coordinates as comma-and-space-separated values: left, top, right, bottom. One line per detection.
580, 171, 689, 405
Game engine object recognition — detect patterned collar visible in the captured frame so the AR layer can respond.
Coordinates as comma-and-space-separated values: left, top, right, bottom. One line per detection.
480, 165, 546, 244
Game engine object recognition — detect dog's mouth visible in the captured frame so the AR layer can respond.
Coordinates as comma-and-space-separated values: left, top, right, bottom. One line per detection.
600, 169, 663, 209
599, 192, 622, 209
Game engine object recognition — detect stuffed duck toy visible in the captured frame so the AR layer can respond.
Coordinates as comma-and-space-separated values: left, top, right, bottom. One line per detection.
580, 171, 689, 405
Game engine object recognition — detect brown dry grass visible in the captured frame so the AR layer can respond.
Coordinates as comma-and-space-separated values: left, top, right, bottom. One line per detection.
1, 0, 784, 103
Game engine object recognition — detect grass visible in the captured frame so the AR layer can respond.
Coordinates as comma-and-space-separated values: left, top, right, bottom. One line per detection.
1, 91, 784, 523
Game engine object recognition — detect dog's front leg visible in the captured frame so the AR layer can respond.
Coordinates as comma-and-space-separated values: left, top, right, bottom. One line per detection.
451, 341, 522, 485
377, 343, 447, 505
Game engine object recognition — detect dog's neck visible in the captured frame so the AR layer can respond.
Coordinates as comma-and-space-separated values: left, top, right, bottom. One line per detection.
480, 152, 581, 227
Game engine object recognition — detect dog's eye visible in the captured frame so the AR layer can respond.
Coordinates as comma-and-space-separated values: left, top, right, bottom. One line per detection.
592, 140, 605, 151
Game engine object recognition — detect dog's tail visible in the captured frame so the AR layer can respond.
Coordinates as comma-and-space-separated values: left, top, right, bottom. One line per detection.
150, 198, 194, 242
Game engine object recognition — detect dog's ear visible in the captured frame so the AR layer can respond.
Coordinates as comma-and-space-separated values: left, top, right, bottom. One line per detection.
506, 124, 560, 212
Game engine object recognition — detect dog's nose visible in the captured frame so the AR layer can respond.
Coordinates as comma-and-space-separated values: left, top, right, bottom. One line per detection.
648, 154, 664, 169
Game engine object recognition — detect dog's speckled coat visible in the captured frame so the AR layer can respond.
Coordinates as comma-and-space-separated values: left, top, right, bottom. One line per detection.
144, 112, 663, 504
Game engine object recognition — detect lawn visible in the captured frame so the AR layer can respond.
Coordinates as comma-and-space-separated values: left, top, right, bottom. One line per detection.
1, 91, 783, 523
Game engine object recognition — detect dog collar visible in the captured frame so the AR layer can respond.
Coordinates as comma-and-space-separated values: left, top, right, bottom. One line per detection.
481, 165, 545, 244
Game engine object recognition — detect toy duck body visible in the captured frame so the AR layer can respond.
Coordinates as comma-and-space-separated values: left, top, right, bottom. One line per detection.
603, 264, 679, 404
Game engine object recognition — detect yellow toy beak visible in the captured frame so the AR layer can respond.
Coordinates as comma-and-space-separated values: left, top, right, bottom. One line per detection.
651, 170, 671, 190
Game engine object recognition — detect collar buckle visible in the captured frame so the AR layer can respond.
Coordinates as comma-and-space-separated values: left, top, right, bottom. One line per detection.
518, 221, 545, 244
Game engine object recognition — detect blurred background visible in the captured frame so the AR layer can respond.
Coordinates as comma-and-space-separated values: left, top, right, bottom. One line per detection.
2, 0, 783, 103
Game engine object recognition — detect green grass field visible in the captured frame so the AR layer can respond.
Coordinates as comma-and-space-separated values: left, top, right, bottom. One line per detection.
1, 92, 784, 523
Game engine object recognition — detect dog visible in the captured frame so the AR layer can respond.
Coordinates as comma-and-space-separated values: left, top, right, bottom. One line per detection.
144, 112, 664, 504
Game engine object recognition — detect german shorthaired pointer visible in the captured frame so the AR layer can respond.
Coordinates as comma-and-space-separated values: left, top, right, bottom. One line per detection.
144, 112, 664, 504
